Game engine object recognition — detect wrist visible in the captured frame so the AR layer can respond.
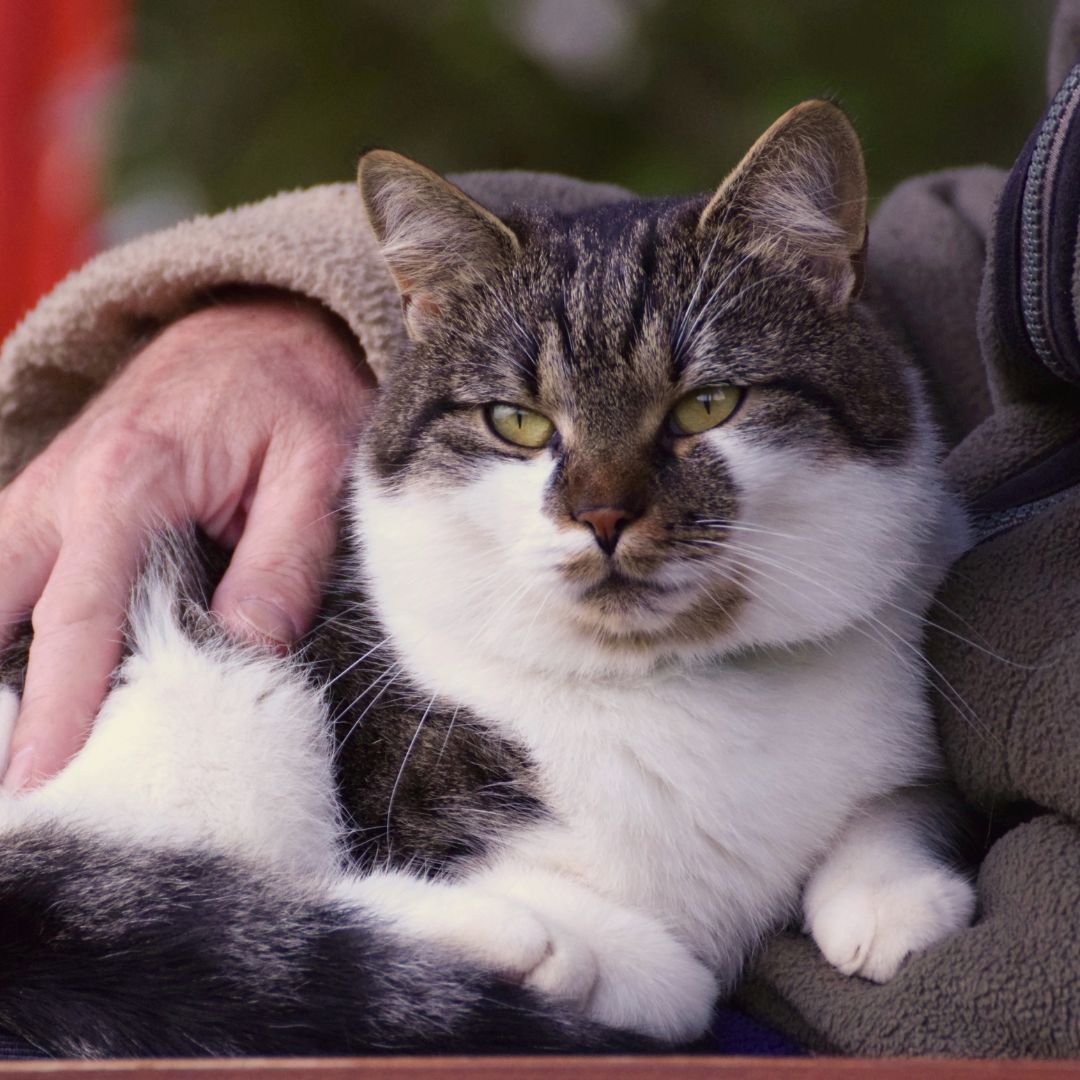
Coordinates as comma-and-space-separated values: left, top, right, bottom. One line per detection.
148, 288, 375, 387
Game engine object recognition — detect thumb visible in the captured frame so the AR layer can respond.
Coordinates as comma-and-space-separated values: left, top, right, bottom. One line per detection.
211, 447, 343, 649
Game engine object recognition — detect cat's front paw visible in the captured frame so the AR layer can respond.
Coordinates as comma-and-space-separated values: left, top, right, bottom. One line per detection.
585, 922, 716, 1044
337, 874, 599, 1008
807, 866, 975, 982
428, 890, 601, 1007
476, 866, 716, 1043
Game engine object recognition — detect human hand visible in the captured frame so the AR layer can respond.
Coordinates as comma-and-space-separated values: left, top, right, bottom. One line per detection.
0, 295, 373, 792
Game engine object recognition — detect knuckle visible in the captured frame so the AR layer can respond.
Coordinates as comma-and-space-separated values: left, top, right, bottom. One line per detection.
279, 429, 352, 490
19, 685, 100, 732
2, 457, 57, 517
31, 579, 121, 636
81, 423, 178, 501
0, 516, 38, 563
15, 452, 59, 492
299, 432, 350, 476
237, 550, 319, 606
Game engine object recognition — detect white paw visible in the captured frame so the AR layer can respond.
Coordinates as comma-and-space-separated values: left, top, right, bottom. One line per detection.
808, 866, 975, 982
339, 875, 598, 1007
430, 891, 600, 1007
477, 865, 715, 1042
341, 869, 716, 1041
585, 925, 716, 1044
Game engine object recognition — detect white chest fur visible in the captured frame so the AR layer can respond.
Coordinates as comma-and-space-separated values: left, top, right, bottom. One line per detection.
354, 444, 952, 975
344, 396, 979, 1018
377, 609, 936, 972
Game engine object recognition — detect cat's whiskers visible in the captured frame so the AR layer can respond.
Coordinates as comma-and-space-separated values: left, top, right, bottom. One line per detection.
673, 556, 787, 631
464, 573, 536, 651
722, 546, 934, 677
303, 505, 346, 531
725, 548, 1028, 734
303, 599, 374, 643
735, 536, 1036, 673
727, 548, 997, 747
672, 225, 725, 359
677, 252, 754, 359
384, 689, 440, 851
489, 338, 535, 385
332, 660, 406, 759
321, 636, 391, 692
689, 518, 1026, 656
520, 582, 558, 653
717, 544, 998, 747
488, 287, 539, 358
689, 519, 938, 572
689, 526, 1036, 672
433, 703, 462, 771
688, 271, 800, 347
330, 656, 402, 719
672, 178, 750, 359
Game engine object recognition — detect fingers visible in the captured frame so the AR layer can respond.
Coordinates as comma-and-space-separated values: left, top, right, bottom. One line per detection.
211, 439, 346, 649
0, 513, 56, 648
0, 298, 366, 795
5, 521, 144, 792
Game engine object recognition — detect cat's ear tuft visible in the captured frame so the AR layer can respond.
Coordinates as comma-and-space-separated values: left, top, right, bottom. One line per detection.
701, 100, 867, 309
358, 149, 520, 339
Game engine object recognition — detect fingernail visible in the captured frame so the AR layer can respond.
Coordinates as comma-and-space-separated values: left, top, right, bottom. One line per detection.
233, 598, 297, 646
2, 746, 35, 795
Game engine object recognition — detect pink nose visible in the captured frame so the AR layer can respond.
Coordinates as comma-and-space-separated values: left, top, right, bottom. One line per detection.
574, 506, 636, 555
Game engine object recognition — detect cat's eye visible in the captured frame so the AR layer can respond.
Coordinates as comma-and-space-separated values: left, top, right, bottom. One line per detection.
668, 385, 742, 436
485, 403, 555, 448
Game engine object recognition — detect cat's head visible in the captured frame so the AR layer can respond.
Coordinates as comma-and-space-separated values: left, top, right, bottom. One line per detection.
352, 101, 954, 676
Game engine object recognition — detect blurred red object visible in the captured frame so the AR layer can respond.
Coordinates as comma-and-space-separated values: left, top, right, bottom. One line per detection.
0, 0, 128, 341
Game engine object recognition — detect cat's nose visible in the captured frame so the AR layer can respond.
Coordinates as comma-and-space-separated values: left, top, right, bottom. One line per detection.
574, 506, 638, 555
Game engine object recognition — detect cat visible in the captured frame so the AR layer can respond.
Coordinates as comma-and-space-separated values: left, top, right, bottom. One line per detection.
0, 99, 975, 1057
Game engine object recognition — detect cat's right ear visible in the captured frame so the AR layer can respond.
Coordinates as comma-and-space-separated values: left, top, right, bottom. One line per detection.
358, 150, 520, 340
700, 100, 868, 309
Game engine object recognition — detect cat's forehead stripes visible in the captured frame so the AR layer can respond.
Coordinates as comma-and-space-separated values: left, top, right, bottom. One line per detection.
522, 203, 690, 430
554, 205, 665, 374
368, 200, 916, 486
499, 204, 913, 464
364, 134, 917, 481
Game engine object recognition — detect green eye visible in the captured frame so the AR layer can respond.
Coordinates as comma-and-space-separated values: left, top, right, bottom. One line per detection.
668, 385, 742, 435
486, 403, 555, 448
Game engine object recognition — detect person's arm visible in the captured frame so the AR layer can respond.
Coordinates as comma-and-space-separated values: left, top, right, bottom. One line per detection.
0, 172, 638, 793
0, 295, 373, 791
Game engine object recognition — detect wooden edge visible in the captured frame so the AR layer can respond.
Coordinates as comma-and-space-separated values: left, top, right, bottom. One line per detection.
0, 1057, 1078, 1079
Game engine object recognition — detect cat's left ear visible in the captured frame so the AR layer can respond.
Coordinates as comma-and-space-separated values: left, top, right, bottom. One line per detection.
358, 149, 521, 340
701, 100, 867, 309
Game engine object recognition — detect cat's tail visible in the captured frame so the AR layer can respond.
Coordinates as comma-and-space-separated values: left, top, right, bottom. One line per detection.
0, 825, 649, 1058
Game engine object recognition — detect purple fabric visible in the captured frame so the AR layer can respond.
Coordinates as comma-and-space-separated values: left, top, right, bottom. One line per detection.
0, 1009, 802, 1060
694, 1007, 804, 1056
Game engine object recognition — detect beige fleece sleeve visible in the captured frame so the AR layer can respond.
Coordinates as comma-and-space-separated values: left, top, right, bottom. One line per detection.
0, 170, 634, 487
0, 183, 407, 485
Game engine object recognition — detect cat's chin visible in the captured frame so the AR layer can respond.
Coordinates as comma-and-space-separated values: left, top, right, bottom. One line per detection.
564, 572, 748, 656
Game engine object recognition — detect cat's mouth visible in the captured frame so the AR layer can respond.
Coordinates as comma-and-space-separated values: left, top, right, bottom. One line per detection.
557, 544, 745, 641
566, 565, 747, 647
581, 572, 685, 603
572, 570, 699, 632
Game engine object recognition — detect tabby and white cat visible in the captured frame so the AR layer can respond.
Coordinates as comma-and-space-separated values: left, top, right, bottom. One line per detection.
0, 101, 974, 1056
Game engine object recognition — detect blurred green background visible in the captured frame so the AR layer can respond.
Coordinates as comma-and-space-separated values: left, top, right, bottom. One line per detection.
103, 0, 1055, 242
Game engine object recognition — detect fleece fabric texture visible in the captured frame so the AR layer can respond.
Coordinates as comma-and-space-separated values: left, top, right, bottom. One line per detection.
2, 6, 1080, 1059
0, 170, 631, 488
735, 24, 1080, 1056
